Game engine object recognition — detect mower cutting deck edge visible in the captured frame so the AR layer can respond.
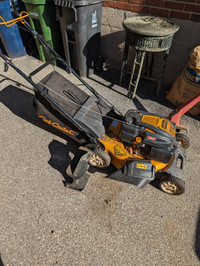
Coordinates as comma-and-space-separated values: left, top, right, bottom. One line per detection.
0, 6, 188, 195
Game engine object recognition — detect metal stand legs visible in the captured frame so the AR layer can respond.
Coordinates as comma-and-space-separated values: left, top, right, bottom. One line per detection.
120, 43, 129, 85
156, 49, 169, 95
128, 50, 146, 99
120, 44, 169, 99
120, 46, 146, 99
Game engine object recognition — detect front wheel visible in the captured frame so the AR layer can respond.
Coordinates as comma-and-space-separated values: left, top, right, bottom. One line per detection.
89, 149, 111, 168
159, 175, 185, 195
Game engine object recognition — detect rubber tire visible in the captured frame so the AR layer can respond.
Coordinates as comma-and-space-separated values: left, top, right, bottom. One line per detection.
89, 149, 111, 168
176, 133, 190, 150
159, 175, 185, 195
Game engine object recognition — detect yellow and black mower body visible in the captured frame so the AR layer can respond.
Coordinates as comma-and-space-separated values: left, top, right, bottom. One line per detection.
96, 110, 186, 191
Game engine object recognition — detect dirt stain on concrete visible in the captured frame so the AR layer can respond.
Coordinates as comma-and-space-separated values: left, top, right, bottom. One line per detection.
86, 177, 123, 233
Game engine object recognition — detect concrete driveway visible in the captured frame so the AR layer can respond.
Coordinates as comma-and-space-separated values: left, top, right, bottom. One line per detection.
0, 55, 200, 265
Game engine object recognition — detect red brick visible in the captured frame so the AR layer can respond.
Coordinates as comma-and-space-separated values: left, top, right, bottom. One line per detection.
190, 13, 200, 22
111, 2, 133, 10
115, 2, 150, 12
176, 0, 196, 2
185, 4, 200, 13
145, 0, 164, 7
164, 1, 184, 10
120, 0, 130, 3
150, 7, 170, 17
128, 0, 145, 4
103, 1, 117, 8
131, 4, 150, 12
170, 10, 190, 20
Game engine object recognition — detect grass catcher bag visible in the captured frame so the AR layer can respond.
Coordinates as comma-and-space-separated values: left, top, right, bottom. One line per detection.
166, 45, 200, 116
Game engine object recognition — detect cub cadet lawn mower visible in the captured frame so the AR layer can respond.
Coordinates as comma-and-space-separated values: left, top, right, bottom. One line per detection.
0, 5, 187, 195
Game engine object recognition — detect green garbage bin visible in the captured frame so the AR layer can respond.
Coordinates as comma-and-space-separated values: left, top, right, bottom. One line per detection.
23, 0, 63, 63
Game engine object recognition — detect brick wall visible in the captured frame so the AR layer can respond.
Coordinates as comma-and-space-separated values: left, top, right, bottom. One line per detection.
104, 0, 200, 22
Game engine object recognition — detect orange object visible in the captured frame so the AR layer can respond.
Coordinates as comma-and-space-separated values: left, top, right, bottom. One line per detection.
100, 134, 169, 171
142, 115, 175, 137
0, 11, 29, 27
135, 136, 142, 143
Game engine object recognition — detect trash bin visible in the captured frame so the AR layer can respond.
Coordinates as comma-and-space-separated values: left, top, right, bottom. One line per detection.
0, 0, 26, 57
11, 0, 39, 58
54, 0, 103, 77
22, 0, 63, 63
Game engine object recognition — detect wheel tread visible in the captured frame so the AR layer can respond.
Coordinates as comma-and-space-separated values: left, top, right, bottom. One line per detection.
176, 132, 190, 150
159, 175, 185, 195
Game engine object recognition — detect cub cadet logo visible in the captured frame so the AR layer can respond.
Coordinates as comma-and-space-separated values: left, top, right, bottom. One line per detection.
136, 163, 147, 169
114, 145, 126, 156
147, 136, 156, 141
39, 116, 75, 136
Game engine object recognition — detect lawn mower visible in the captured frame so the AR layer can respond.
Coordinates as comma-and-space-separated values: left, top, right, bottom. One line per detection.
0, 5, 187, 195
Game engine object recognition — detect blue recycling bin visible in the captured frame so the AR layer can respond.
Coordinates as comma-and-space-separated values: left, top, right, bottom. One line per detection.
0, 0, 26, 57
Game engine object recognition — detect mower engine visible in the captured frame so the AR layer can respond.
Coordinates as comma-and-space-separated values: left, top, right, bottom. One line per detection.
120, 110, 176, 164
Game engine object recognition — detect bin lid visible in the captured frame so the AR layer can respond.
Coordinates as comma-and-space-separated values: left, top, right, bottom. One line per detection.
22, 0, 53, 4
123, 16, 179, 37
54, 0, 102, 7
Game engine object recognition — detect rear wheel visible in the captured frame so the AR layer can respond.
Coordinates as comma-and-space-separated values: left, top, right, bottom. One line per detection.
176, 133, 190, 150
89, 149, 111, 168
159, 175, 185, 195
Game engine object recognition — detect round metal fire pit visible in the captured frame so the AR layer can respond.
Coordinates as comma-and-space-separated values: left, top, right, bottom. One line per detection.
123, 16, 179, 52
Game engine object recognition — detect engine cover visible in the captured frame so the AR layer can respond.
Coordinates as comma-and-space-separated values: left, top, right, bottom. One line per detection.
120, 110, 176, 163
